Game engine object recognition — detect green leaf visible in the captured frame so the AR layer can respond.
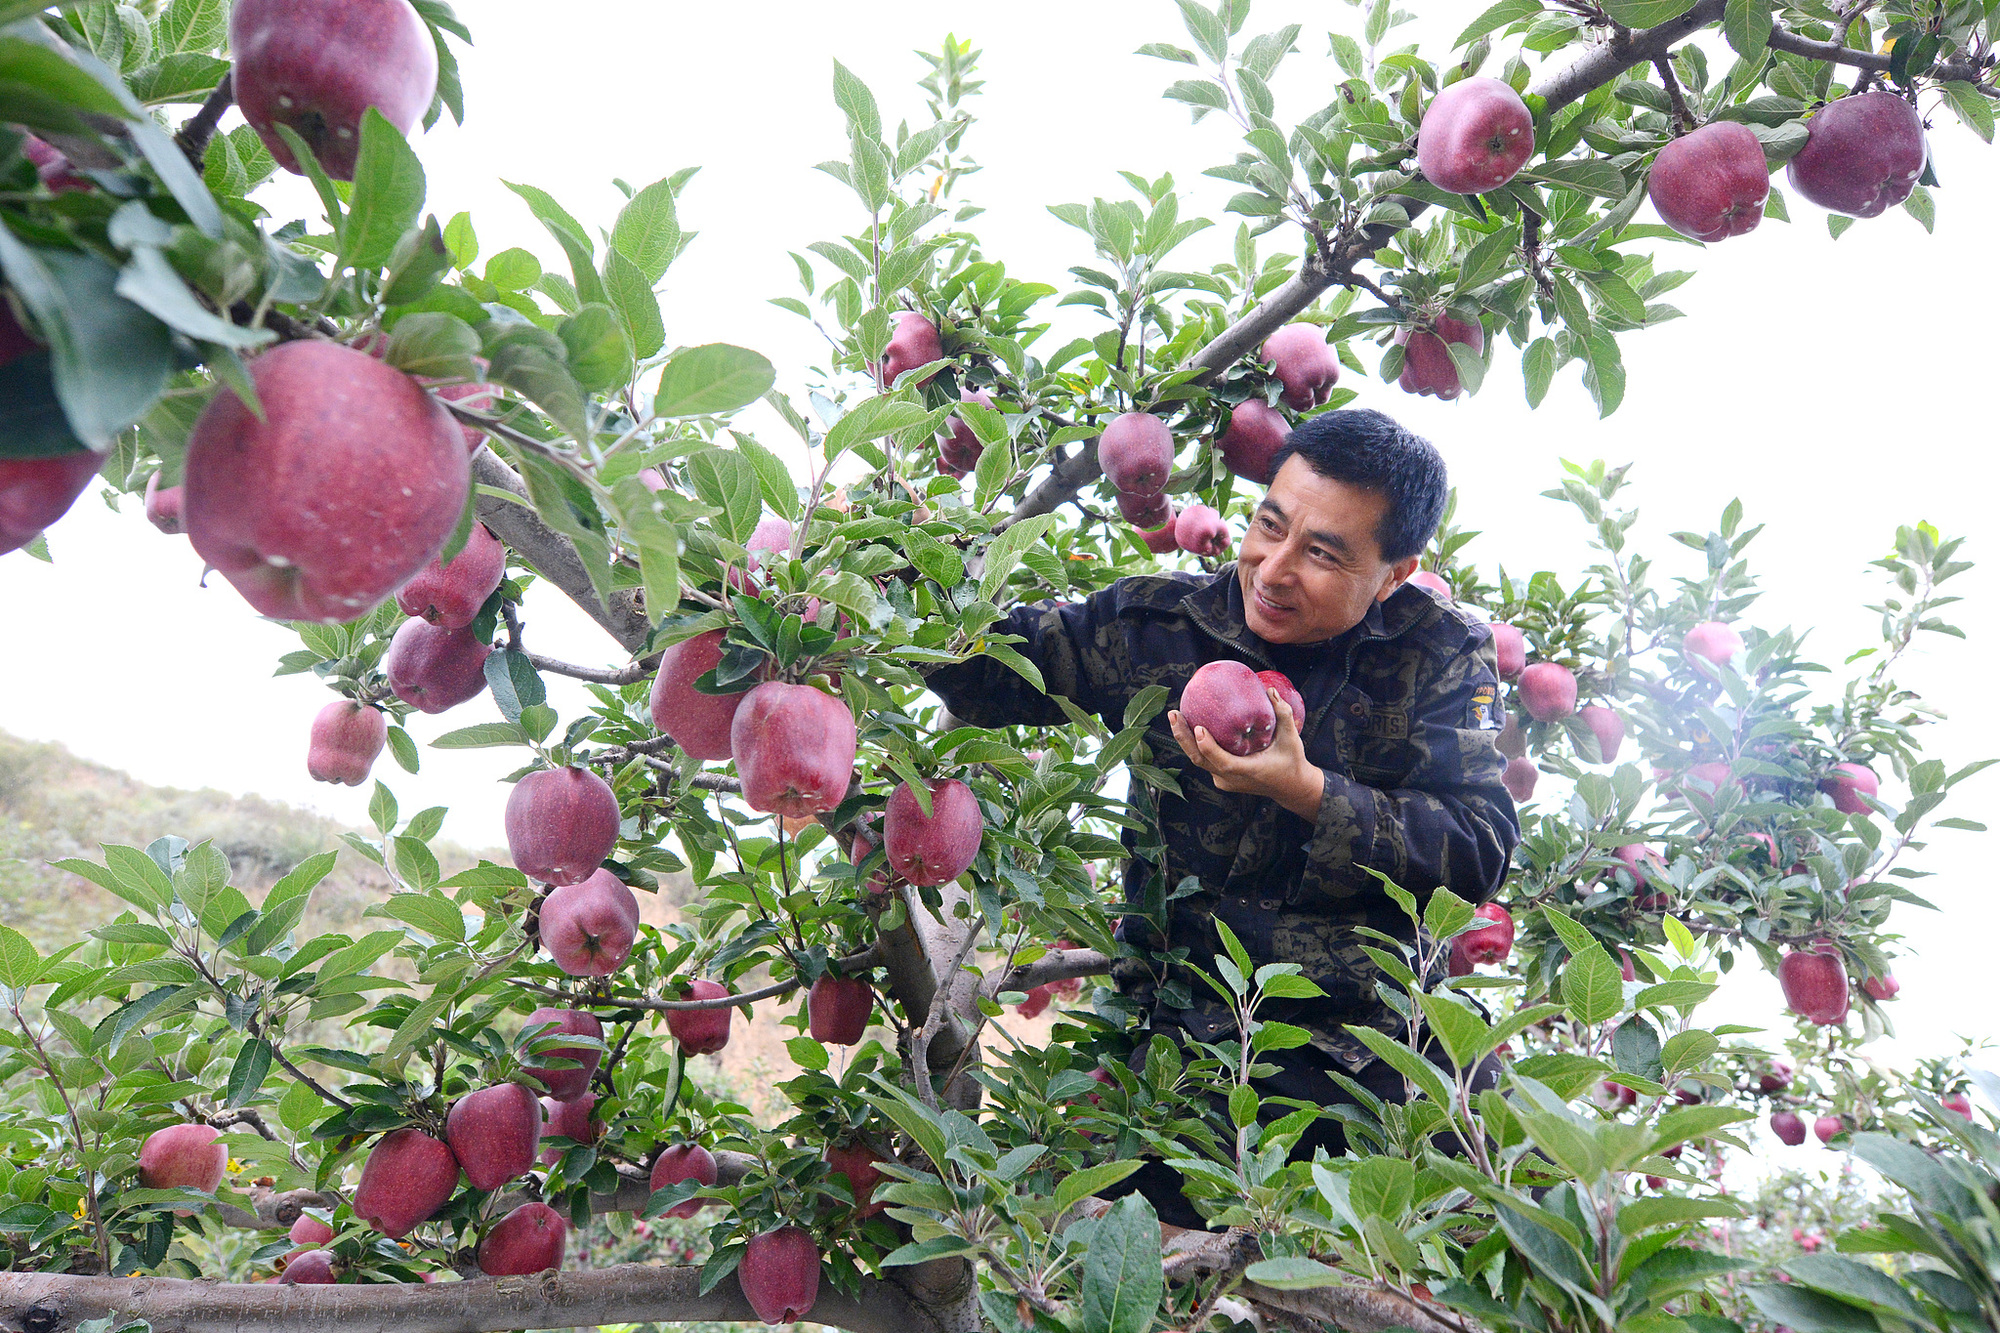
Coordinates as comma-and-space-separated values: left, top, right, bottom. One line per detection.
1523, 336, 1556, 408
558, 303, 635, 394
1722, 0, 1775, 58
431, 721, 531, 749
1939, 82, 1994, 143
1245, 1255, 1349, 1289
0, 238, 174, 449
821, 395, 933, 461
1053, 1160, 1144, 1216
278, 1075, 323, 1133
226, 1038, 272, 1107
1783, 1254, 1929, 1323
1599, 0, 1697, 25
979, 514, 1061, 602
339, 109, 427, 272
1563, 945, 1626, 1025
655, 344, 776, 417
504, 180, 607, 309
1619, 1196, 1741, 1233
384, 312, 480, 381
0, 925, 44, 990
382, 892, 463, 942
1580, 327, 1625, 418
601, 248, 666, 361
734, 435, 799, 522
1455, 0, 1539, 47
683, 448, 764, 544
1080, 1193, 1163, 1333
385, 992, 452, 1059
610, 177, 683, 284
1748, 1283, 1885, 1333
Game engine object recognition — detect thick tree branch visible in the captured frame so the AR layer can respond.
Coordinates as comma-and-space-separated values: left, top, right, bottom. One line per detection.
982, 946, 1113, 999
470, 449, 651, 652
173, 72, 233, 168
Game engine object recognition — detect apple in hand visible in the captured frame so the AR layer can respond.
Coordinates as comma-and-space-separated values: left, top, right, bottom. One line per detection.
1787, 91, 1927, 218
352, 1128, 458, 1237
506, 765, 622, 885
384, 617, 491, 714
1178, 660, 1277, 756
1260, 324, 1341, 411
1256, 671, 1305, 729
649, 1142, 718, 1218
478, 1201, 566, 1276
139, 1123, 227, 1193
1648, 121, 1769, 242
1417, 77, 1535, 194
1517, 662, 1577, 722
1779, 941, 1850, 1026
396, 523, 506, 629
1, 451, 102, 558
229, 0, 439, 180
1098, 412, 1174, 496
539, 870, 640, 977
307, 700, 388, 786
731, 682, 858, 816
1395, 315, 1484, 400
1217, 399, 1290, 483
522, 1007, 603, 1101
884, 779, 985, 886
1174, 503, 1230, 557
808, 974, 873, 1046
667, 979, 734, 1055
739, 1226, 821, 1325
184, 341, 469, 623
446, 1081, 542, 1193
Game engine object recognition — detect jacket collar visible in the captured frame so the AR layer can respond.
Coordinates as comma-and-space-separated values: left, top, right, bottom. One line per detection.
1180, 565, 1427, 666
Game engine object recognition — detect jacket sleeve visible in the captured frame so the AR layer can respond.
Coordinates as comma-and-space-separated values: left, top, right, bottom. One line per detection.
1294, 638, 1519, 907
923, 587, 1122, 728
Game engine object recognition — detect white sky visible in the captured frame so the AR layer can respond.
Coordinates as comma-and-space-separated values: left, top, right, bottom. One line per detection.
4, 1, 1995, 1115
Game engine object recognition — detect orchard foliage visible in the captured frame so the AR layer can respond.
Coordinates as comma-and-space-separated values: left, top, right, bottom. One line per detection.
2, 2, 1998, 1332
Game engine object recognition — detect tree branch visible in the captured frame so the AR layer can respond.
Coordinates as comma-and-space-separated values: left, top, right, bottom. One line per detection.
172, 72, 233, 168
981, 946, 1113, 1000
524, 652, 651, 685
470, 449, 651, 652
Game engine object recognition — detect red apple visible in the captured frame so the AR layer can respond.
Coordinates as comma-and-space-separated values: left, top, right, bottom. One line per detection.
649, 629, 753, 762
184, 341, 469, 623
1814, 1114, 1843, 1144
848, 827, 893, 895
1139, 513, 1180, 555
307, 700, 388, 786
730, 682, 857, 816
1648, 121, 1769, 242
290, 1213, 335, 1246
1787, 91, 1927, 218
144, 471, 184, 534
229, 0, 439, 181
884, 779, 985, 886
1779, 941, 1850, 1026
1621, 950, 1639, 983
1683, 621, 1743, 667
1116, 488, 1173, 528
522, 1007, 603, 1102
396, 523, 506, 629
649, 1142, 718, 1218
446, 1081, 541, 1193
1180, 660, 1277, 756
824, 1141, 888, 1217
666, 978, 733, 1055
476, 1201, 566, 1276
1260, 324, 1341, 412
506, 766, 622, 886
1680, 761, 1738, 797
1174, 503, 1230, 557
1015, 983, 1054, 1018
1517, 662, 1577, 722
1502, 757, 1538, 802
1256, 670, 1305, 730
281, 1250, 337, 1284
1407, 570, 1452, 599
138, 1123, 227, 1193
808, 974, 873, 1046
937, 387, 994, 472
1601, 1079, 1638, 1109
1417, 77, 1535, 194
1580, 705, 1624, 763
876, 311, 943, 386
1395, 315, 1484, 400
1453, 902, 1515, 968
1758, 1060, 1793, 1094
1489, 622, 1526, 680
352, 1128, 458, 1237
1769, 1110, 1807, 1145
1862, 973, 1899, 1002
0, 451, 102, 557
539, 1093, 600, 1166
1942, 1092, 1974, 1120
539, 870, 640, 977
739, 1226, 821, 1325
1098, 412, 1173, 496
23, 135, 90, 193
384, 617, 491, 714
1821, 763, 1878, 815
1216, 399, 1290, 483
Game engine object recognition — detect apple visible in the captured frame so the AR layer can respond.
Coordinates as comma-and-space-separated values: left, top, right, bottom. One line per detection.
1179, 660, 1277, 756
143, 471, 184, 534
1612, 845, 1668, 907
1517, 662, 1577, 722
1417, 77, 1535, 194
446, 1081, 541, 1193
731, 682, 857, 816
1579, 705, 1624, 763
1683, 621, 1743, 667
522, 1007, 603, 1101
1217, 399, 1290, 483
1140, 513, 1181, 555
229, 0, 439, 181
1502, 757, 1538, 802
306, 700, 388, 787
1015, 983, 1054, 1018
667, 978, 733, 1055
1256, 670, 1305, 730
1098, 412, 1174, 496
1174, 503, 1230, 557
1820, 763, 1878, 815
1115, 488, 1173, 528
1496, 711, 1527, 759
1260, 324, 1341, 411
477, 1202, 566, 1277
649, 1142, 718, 1218
937, 387, 994, 472
649, 629, 753, 762
290, 1213, 335, 1246
1407, 570, 1452, 599
1942, 1092, 1974, 1120
1452, 902, 1515, 969
1769, 1110, 1807, 1146
539, 870, 640, 977
739, 1226, 821, 1325
384, 617, 492, 714
352, 1128, 458, 1237
848, 826, 892, 895
884, 779, 985, 886
1488, 622, 1526, 680
539, 1093, 600, 1166
23, 135, 89, 193
1813, 1114, 1843, 1145
1787, 91, 1927, 218
138, 1123, 227, 1193
1779, 941, 1850, 1026
1680, 761, 1738, 797
433, 374, 499, 451
0, 451, 102, 557
876, 311, 943, 386
1395, 315, 1484, 400
824, 1141, 888, 1217
184, 341, 469, 623
1601, 1079, 1638, 1109
1648, 121, 1769, 242
1862, 973, 1899, 1002
396, 523, 506, 629
506, 765, 622, 886
1758, 1060, 1793, 1094
281, 1250, 337, 1284
808, 974, 873, 1046
1622, 951, 1640, 984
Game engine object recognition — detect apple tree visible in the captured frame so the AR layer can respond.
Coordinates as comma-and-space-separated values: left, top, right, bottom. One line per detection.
1, 2, 1996, 1332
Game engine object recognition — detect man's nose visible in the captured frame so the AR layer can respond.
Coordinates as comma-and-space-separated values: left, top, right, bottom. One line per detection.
1262, 540, 1304, 584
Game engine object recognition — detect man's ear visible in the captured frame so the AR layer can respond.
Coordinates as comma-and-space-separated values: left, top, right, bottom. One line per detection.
1377, 555, 1421, 602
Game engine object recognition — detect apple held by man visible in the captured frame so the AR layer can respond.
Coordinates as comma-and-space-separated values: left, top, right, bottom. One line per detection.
924, 409, 1518, 1229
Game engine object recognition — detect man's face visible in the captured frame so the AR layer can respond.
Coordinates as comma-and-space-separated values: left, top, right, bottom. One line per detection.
1236, 457, 1421, 645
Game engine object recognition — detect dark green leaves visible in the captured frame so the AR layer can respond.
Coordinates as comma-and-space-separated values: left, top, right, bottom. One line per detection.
340, 109, 428, 272
1079, 1194, 1162, 1333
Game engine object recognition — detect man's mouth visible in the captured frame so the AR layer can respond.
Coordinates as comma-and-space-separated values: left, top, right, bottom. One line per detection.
1251, 584, 1292, 616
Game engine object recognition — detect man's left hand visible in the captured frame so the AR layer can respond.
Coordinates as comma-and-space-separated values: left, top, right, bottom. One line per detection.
1169, 691, 1325, 821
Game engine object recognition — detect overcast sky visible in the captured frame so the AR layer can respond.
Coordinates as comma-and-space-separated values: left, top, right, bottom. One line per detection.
6, 2, 1995, 1113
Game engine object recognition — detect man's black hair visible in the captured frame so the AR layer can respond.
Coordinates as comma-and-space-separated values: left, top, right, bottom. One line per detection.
1266, 408, 1447, 564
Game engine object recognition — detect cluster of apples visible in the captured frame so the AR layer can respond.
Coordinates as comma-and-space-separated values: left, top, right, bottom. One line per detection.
1475, 605, 1626, 804
1175, 660, 1306, 756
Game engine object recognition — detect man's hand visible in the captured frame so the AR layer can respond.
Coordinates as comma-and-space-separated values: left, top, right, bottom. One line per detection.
1169, 690, 1325, 821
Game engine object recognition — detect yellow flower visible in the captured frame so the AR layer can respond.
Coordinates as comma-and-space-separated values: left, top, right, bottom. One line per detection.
72, 1199, 87, 1219
227, 1158, 244, 1174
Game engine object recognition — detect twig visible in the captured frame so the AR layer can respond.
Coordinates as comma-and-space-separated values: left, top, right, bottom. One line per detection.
526, 651, 652, 685
1653, 55, 1696, 133
173, 72, 233, 168
638, 754, 742, 793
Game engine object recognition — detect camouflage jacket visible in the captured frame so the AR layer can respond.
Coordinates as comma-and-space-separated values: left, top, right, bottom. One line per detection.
926, 566, 1519, 1071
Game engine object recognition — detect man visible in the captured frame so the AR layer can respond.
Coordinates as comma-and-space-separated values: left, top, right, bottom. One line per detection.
926, 408, 1518, 1226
